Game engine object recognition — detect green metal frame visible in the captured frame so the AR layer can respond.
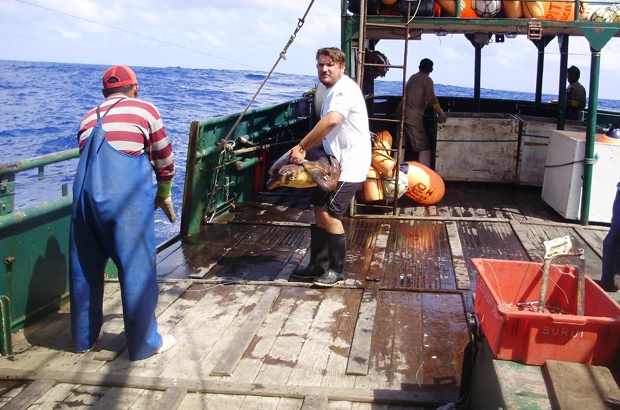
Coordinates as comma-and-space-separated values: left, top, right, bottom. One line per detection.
341, 0, 620, 224
0, 150, 120, 353
181, 98, 312, 237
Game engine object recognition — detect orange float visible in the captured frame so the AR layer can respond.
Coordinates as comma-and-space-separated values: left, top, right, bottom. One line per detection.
599, 125, 620, 144
372, 130, 397, 178
362, 167, 384, 202
436, 0, 479, 17
503, 0, 523, 17
403, 161, 445, 205
521, 1, 575, 20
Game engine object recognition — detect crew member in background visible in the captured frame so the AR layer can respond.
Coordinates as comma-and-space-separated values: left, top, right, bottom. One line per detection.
70, 66, 176, 360
565, 65, 587, 121
397, 58, 447, 168
598, 182, 620, 292
290, 47, 371, 287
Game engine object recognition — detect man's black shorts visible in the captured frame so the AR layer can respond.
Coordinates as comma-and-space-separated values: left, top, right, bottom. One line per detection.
309, 181, 361, 219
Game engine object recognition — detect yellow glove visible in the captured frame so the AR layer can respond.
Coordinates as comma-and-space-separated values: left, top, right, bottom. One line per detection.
569, 100, 579, 108
155, 196, 176, 223
433, 104, 447, 124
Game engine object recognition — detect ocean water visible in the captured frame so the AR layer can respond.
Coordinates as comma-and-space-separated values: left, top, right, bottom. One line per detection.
2, 60, 619, 243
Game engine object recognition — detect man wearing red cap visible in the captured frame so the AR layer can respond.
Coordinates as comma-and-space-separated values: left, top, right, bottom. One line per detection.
70, 65, 176, 360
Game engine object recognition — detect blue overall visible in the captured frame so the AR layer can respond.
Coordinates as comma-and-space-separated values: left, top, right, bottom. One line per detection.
70, 100, 162, 360
600, 182, 620, 291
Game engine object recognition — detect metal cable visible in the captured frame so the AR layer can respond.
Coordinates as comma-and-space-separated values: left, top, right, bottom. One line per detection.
220, 0, 316, 144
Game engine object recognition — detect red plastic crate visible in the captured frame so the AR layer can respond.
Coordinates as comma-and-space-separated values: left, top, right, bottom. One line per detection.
472, 258, 620, 365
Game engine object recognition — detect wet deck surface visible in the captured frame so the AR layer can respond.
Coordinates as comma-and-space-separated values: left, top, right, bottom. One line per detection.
0, 183, 610, 409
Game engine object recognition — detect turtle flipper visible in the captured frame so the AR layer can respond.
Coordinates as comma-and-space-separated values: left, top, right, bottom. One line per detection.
268, 149, 293, 176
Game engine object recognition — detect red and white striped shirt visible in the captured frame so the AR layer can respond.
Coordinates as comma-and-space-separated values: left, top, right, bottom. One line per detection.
77, 96, 174, 183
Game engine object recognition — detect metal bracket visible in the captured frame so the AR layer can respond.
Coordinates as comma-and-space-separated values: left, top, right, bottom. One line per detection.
528, 22, 542, 40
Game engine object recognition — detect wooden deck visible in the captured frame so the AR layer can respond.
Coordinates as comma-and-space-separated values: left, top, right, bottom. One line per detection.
0, 183, 610, 409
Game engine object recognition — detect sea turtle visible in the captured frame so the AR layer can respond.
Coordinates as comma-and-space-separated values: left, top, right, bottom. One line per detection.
267, 148, 340, 192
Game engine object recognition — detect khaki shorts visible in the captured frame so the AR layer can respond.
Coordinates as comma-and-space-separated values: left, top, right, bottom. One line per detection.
402, 123, 431, 152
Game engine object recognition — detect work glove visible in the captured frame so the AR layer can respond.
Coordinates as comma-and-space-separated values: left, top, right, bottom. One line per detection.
155, 196, 176, 223
437, 111, 448, 124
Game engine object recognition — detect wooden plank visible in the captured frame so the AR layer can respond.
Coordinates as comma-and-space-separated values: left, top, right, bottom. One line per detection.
0, 368, 454, 406
248, 287, 323, 387
301, 395, 328, 410
210, 286, 281, 376
91, 386, 142, 410
94, 280, 192, 362
544, 360, 620, 410
574, 226, 605, 259
509, 219, 541, 262
366, 224, 389, 281
30, 382, 75, 408
155, 280, 193, 317
153, 387, 188, 410
157, 283, 250, 380
188, 240, 240, 279
322, 290, 361, 389
346, 289, 378, 376
288, 288, 356, 388
345, 219, 380, 284
277, 232, 311, 280
420, 293, 470, 388
446, 221, 470, 290
3, 379, 55, 410
177, 391, 212, 408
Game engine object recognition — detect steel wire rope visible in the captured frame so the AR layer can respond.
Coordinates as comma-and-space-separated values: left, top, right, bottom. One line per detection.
204, 0, 315, 223
219, 0, 316, 144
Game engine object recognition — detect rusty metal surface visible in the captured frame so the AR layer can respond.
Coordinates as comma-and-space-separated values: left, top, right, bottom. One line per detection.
378, 220, 455, 291
227, 191, 314, 225
190, 224, 308, 281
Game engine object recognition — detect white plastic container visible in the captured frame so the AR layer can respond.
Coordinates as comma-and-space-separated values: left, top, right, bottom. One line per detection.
541, 130, 619, 223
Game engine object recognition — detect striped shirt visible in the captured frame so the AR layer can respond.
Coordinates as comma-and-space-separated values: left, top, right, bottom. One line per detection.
77, 96, 174, 183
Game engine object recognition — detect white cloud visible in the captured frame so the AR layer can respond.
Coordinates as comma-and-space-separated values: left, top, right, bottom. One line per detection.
2, 0, 620, 99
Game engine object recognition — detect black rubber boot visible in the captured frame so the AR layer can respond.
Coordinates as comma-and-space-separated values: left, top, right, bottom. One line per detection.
292, 225, 329, 280
313, 233, 346, 287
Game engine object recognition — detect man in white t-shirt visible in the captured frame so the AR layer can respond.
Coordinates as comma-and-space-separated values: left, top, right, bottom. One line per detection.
290, 47, 371, 287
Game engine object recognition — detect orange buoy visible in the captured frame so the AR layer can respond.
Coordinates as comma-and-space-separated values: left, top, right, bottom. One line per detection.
362, 167, 384, 202
436, 0, 479, 17
372, 131, 396, 177
503, 0, 523, 17
404, 161, 445, 205
374, 130, 392, 151
521, 1, 575, 20
599, 125, 620, 144
372, 151, 397, 178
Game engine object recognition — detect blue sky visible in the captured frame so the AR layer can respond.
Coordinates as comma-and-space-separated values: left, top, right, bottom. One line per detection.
2, 0, 620, 99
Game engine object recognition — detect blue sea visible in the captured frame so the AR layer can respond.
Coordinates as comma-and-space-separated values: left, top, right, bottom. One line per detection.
2, 60, 620, 243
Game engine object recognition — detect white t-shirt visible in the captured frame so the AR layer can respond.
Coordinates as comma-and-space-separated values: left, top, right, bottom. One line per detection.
321, 76, 371, 183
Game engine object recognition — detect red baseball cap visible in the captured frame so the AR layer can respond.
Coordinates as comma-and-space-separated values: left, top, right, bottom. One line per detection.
102, 65, 137, 89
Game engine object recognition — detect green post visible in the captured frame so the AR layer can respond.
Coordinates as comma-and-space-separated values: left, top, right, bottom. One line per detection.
474, 43, 481, 112
581, 48, 601, 225
557, 35, 569, 131
535, 39, 545, 110
0, 295, 11, 355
